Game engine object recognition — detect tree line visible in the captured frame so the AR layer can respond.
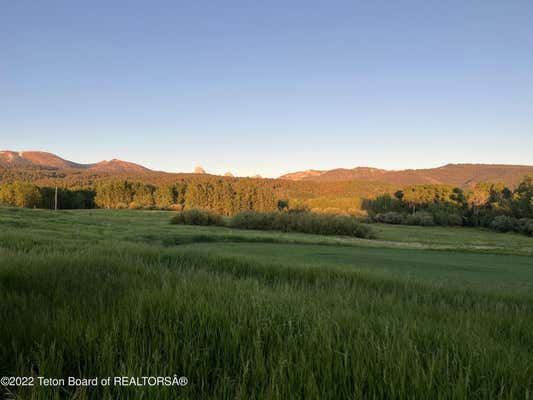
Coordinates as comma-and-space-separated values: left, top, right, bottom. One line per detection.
0, 177, 279, 214
2, 174, 532, 235
364, 176, 533, 235
93, 178, 279, 214
0, 166, 395, 214
0, 182, 95, 210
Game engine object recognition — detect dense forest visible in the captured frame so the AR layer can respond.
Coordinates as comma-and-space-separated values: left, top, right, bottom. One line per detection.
365, 177, 533, 235
0, 166, 394, 214
0, 177, 279, 215
1, 167, 532, 236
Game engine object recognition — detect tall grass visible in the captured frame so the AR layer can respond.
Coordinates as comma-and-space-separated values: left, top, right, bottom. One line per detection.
1, 240, 533, 399
1, 209, 533, 398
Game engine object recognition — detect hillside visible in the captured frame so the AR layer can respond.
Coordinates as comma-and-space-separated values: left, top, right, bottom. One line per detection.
4, 151, 532, 188
2, 151, 533, 215
280, 163, 533, 188
0, 150, 89, 170
0, 150, 150, 173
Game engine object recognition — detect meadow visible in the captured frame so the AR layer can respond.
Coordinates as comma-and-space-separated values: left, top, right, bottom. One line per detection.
1, 208, 533, 399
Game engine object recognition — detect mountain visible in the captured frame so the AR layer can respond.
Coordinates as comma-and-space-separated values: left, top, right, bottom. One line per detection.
0, 150, 150, 173
2, 150, 532, 189
0, 151, 89, 170
280, 169, 325, 181
280, 164, 533, 188
90, 159, 151, 173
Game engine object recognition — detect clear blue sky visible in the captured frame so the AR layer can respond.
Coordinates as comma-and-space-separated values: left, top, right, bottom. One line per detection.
1, 0, 532, 177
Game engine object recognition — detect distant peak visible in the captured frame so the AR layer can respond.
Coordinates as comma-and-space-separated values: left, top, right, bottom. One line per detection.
0, 150, 151, 172
279, 163, 533, 187
91, 159, 150, 172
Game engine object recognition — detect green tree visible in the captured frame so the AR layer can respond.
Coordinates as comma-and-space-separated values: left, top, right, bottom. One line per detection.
0, 182, 42, 208
154, 185, 176, 209
512, 176, 533, 218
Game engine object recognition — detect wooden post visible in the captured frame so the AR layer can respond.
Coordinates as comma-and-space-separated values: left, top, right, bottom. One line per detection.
54, 187, 58, 211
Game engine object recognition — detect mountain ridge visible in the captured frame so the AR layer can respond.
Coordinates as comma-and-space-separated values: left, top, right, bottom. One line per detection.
2, 150, 533, 188
279, 163, 533, 187
0, 150, 151, 173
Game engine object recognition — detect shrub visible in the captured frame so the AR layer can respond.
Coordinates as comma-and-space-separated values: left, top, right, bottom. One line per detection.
517, 218, 533, 236
525, 221, 533, 237
406, 212, 435, 226
229, 211, 374, 239
490, 215, 517, 232
171, 209, 223, 226
433, 211, 463, 226
229, 211, 277, 230
375, 212, 405, 224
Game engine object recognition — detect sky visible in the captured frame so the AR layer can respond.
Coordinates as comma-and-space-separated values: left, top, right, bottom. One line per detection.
1, 0, 532, 177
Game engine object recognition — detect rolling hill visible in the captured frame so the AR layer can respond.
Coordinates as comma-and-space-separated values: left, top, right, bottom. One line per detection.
280, 164, 533, 188
2, 150, 533, 214
0, 150, 150, 173
2, 150, 532, 191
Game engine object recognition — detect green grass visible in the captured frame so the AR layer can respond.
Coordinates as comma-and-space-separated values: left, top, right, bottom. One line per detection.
372, 223, 533, 255
178, 242, 533, 293
1, 207, 533, 399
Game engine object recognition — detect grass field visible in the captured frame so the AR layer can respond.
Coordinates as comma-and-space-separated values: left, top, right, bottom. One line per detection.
1, 208, 533, 399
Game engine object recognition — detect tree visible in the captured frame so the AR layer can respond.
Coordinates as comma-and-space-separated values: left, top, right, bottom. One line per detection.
154, 185, 176, 209
512, 176, 533, 218
277, 199, 289, 211
131, 183, 155, 209
0, 181, 42, 208
94, 181, 134, 209
465, 188, 489, 214
364, 193, 403, 214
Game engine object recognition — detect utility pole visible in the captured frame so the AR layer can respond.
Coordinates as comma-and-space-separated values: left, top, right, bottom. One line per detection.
54, 187, 58, 211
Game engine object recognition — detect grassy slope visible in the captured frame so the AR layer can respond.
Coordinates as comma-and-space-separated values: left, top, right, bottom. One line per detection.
1, 208, 533, 399
178, 242, 533, 293
2, 208, 532, 255
372, 223, 533, 254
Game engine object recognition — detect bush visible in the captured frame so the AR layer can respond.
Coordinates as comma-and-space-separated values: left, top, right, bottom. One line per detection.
229, 211, 374, 239
433, 211, 463, 226
170, 209, 223, 226
229, 211, 277, 230
524, 221, 533, 236
375, 212, 405, 224
406, 212, 435, 226
490, 215, 517, 232
517, 218, 533, 236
